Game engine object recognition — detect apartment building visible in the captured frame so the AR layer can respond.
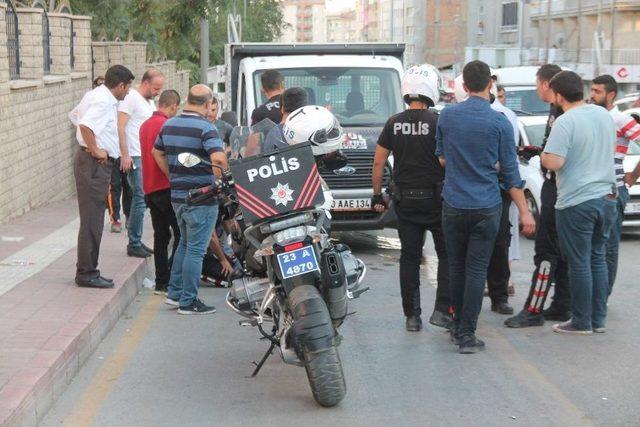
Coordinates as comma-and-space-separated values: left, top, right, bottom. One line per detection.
465, 0, 640, 88
424, 0, 467, 68
279, 0, 327, 43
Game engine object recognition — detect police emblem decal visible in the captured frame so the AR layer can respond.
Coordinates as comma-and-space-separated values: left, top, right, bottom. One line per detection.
270, 183, 295, 207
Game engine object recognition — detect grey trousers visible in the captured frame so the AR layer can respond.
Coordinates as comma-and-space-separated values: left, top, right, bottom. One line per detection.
74, 149, 113, 281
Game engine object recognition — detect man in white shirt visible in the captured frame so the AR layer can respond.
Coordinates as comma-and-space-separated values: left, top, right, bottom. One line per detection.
73, 65, 134, 288
117, 69, 165, 258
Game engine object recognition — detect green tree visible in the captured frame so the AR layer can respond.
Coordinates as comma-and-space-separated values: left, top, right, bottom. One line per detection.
69, 0, 285, 84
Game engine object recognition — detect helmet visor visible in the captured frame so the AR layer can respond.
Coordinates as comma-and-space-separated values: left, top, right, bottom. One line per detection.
309, 118, 342, 145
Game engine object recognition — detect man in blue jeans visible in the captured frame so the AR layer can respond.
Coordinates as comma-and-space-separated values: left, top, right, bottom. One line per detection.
153, 84, 228, 314
118, 69, 165, 258
436, 61, 536, 353
589, 74, 640, 297
541, 71, 617, 334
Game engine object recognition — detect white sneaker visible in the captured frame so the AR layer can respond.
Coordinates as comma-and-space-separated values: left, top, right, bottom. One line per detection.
164, 297, 179, 307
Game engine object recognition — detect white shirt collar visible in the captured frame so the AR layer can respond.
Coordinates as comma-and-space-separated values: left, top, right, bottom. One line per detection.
96, 84, 118, 106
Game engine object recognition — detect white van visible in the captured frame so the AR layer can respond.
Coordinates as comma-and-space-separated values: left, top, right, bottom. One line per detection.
492, 66, 550, 116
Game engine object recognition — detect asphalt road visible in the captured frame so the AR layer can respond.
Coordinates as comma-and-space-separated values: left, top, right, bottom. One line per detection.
40, 229, 640, 427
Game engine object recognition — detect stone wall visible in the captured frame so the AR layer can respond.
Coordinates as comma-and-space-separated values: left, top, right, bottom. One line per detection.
91, 41, 190, 102
0, 4, 92, 221
0, 5, 191, 222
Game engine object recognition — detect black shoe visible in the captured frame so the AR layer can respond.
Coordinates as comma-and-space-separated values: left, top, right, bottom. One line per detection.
405, 315, 423, 332
177, 298, 217, 315
491, 301, 514, 315
99, 275, 114, 283
459, 335, 485, 354
504, 309, 544, 328
127, 245, 152, 258
76, 276, 114, 289
429, 310, 453, 329
449, 326, 461, 345
543, 306, 571, 321
141, 243, 154, 255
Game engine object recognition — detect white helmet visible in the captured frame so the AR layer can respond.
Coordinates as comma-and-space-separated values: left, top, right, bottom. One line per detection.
453, 71, 498, 103
282, 105, 343, 156
401, 64, 441, 106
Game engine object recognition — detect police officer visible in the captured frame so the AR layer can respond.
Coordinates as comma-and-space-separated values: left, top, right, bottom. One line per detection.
372, 64, 451, 332
251, 69, 285, 126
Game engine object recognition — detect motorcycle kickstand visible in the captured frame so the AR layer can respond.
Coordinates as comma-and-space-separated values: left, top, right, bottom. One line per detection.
248, 341, 277, 378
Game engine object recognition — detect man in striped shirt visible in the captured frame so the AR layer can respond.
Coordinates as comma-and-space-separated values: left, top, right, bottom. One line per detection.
153, 84, 228, 314
590, 74, 640, 296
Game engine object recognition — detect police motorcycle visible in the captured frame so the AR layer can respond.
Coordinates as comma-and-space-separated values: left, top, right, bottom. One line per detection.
179, 108, 367, 407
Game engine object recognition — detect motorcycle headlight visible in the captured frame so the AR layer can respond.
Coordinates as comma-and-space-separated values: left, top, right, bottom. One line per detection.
273, 226, 307, 246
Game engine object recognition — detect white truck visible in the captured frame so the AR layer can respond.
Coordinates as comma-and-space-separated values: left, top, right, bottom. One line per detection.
220, 43, 406, 230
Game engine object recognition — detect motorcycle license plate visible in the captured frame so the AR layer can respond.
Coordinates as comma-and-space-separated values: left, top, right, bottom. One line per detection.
277, 246, 319, 279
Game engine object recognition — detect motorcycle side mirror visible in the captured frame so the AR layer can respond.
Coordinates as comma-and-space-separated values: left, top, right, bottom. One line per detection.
178, 152, 203, 168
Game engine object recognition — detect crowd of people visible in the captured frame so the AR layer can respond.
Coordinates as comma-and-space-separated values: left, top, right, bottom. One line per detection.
373, 60, 640, 353
69, 60, 639, 350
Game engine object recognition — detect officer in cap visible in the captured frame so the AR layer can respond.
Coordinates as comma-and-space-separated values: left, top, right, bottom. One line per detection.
372, 64, 451, 332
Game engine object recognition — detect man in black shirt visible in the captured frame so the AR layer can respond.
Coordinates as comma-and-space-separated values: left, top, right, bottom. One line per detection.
506, 64, 571, 328
372, 64, 451, 332
251, 69, 285, 126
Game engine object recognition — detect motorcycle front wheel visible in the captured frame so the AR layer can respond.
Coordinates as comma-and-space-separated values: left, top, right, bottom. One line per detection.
288, 284, 346, 407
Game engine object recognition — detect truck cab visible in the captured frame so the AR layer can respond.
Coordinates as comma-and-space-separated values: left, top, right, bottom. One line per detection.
224, 43, 405, 230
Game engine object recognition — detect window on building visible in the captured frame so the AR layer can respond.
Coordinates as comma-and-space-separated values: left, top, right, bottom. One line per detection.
5, 0, 19, 79
501, 1, 518, 29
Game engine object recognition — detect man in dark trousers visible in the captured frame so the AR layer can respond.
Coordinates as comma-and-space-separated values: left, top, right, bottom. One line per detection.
140, 89, 181, 294
153, 84, 228, 314
505, 64, 572, 328
72, 65, 134, 288
251, 69, 285, 126
372, 64, 451, 332
436, 61, 535, 353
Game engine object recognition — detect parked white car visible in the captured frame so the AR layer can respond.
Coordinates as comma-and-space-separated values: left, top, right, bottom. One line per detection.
621, 108, 640, 227
516, 115, 547, 231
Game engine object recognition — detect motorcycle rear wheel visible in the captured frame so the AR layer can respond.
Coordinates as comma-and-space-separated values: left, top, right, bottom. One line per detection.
303, 346, 346, 407
288, 284, 346, 407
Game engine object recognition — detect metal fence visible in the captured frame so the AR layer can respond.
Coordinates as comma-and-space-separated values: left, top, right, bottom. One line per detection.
42, 11, 50, 74
6, 0, 19, 80
70, 18, 75, 69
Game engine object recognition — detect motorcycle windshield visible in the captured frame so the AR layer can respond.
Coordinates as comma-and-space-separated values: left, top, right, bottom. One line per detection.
228, 118, 278, 160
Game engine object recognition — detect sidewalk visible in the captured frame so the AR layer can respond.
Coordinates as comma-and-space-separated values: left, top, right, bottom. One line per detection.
0, 199, 149, 427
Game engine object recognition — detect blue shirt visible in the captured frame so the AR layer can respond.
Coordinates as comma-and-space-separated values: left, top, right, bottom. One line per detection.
543, 104, 616, 210
154, 112, 224, 204
263, 123, 288, 153
436, 96, 523, 209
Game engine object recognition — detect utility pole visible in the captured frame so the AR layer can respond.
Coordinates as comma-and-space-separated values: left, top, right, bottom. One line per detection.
609, 0, 616, 64
544, 0, 551, 63
577, 0, 582, 63
200, 18, 210, 85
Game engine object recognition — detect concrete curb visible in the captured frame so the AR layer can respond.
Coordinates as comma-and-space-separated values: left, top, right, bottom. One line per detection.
0, 259, 148, 427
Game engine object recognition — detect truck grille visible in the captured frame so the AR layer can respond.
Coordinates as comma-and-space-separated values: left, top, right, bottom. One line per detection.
320, 151, 391, 190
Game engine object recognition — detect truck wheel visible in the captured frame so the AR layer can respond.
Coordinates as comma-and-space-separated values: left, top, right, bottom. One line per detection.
288, 285, 346, 407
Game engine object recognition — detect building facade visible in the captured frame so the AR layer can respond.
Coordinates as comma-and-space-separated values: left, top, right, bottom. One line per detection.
424, 0, 467, 68
465, 0, 640, 89
279, 0, 327, 43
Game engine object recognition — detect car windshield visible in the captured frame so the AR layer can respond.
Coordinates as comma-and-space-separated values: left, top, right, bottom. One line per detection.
524, 123, 546, 147
504, 88, 549, 115
254, 67, 402, 127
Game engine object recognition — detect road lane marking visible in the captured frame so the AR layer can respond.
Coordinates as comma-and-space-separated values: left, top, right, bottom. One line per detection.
486, 326, 595, 426
62, 292, 161, 427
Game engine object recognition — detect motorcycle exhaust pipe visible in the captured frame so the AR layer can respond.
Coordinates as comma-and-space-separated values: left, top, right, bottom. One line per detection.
320, 250, 348, 325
